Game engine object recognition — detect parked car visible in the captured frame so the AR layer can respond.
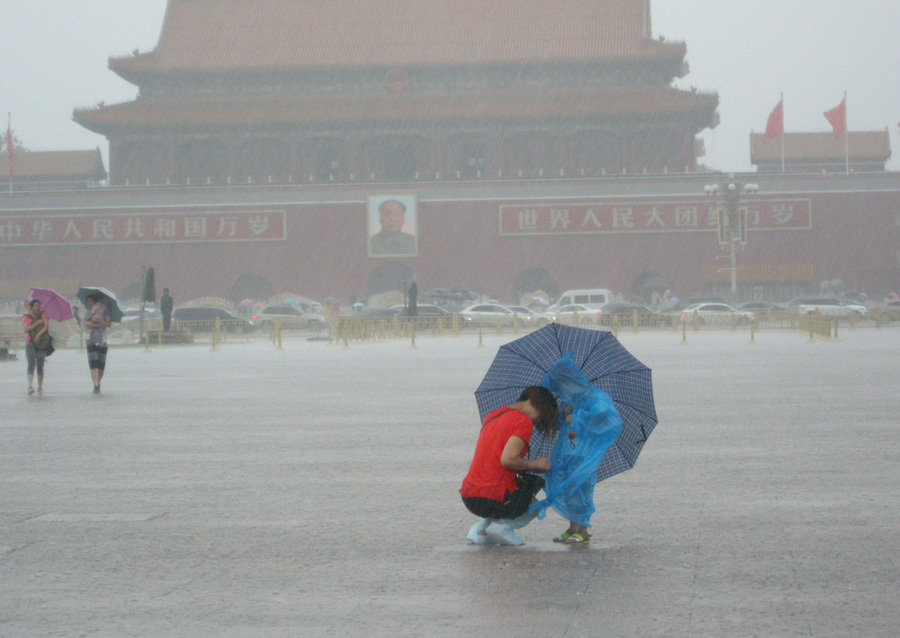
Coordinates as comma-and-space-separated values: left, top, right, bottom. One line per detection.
172, 307, 254, 332
361, 307, 404, 320
680, 303, 754, 325
786, 297, 867, 318
253, 305, 326, 330
459, 303, 521, 326
550, 288, 614, 311
661, 296, 727, 315
881, 300, 900, 322
393, 303, 474, 326
501, 305, 544, 325
120, 308, 163, 324
597, 303, 666, 327
736, 301, 785, 312
548, 304, 603, 325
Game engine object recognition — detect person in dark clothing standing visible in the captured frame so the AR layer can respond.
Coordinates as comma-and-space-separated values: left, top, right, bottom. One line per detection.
160, 288, 173, 331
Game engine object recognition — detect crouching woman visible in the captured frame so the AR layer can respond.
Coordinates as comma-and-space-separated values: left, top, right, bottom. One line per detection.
460, 386, 558, 545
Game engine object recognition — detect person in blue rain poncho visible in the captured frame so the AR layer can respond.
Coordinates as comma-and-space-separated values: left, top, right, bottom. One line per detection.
528, 353, 623, 544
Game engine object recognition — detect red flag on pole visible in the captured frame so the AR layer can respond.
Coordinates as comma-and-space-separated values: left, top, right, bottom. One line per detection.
824, 97, 847, 139
763, 99, 784, 143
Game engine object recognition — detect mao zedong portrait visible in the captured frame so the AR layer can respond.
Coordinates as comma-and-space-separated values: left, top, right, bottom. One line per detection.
369, 198, 417, 256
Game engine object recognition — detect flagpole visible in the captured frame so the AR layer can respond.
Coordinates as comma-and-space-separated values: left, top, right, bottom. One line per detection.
6, 112, 11, 194
843, 91, 849, 175
780, 93, 785, 173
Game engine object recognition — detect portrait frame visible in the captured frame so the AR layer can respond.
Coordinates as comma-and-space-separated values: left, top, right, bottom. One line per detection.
367, 193, 419, 258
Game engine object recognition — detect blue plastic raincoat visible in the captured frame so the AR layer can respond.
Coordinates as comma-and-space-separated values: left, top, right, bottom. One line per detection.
530, 353, 623, 527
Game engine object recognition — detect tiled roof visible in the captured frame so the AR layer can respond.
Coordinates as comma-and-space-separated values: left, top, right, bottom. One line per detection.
0, 149, 107, 181
74, 87, 718, 132
751, 131, 891, 162
110, 0, 683, 75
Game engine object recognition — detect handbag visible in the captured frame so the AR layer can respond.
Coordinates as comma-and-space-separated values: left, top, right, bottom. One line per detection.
34, 330, 54, 356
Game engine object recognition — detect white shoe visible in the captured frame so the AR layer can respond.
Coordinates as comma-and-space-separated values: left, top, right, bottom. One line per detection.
467, 518, 497, 544
485, 520, 525, 546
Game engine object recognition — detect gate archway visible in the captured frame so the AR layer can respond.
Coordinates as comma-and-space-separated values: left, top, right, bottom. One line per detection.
513, 268, 558, 305
366, 262, 414, 299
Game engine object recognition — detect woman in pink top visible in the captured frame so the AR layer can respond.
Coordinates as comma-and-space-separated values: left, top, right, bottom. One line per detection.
22, 299, 50, 395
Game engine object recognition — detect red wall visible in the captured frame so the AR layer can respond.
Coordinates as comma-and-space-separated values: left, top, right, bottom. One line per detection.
2, 188, 898, 304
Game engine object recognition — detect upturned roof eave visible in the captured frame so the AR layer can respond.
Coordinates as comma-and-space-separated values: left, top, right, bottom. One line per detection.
73, 87, 719, 136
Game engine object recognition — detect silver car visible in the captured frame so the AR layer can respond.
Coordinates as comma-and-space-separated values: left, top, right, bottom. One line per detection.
253, 305, 326, 330
459, 303, 520, 326
680, 303, 754, 325
786, 297, 867, 318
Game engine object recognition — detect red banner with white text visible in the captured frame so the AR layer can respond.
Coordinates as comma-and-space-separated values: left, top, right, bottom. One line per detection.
499, 199, 811, 235
0, 209, 286, 247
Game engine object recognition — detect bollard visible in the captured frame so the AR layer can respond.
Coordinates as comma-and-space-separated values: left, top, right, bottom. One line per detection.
749, 317, 757, 344
478, 325, 485, 348
410, 322, 417, 349
681, 317, 688, 345
275, 317, 284, 351
144, 329, 151, 353
731, 313, 737, 332
612, 316, 619, 339
833, 317, 840, 342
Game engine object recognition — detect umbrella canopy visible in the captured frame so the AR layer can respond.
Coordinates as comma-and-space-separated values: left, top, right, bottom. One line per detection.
240, 298, 254, 306
26, 288, 74, 322
474, 323, 657, 482
76, 286, 125, 323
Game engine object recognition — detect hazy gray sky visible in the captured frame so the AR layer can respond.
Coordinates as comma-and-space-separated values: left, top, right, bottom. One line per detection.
2, 0, 897, 172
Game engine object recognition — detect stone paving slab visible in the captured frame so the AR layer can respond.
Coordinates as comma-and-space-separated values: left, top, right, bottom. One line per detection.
1, 329, 898, 636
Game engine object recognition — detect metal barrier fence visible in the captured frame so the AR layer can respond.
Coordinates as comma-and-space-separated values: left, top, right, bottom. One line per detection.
2, 307, 895, 357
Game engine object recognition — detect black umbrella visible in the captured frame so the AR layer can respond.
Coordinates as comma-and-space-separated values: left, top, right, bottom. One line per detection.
76, 286, 125, 323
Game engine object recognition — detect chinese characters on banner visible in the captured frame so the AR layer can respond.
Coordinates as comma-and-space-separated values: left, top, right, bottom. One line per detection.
0, 209, 286, 246
499, 199, 811, 235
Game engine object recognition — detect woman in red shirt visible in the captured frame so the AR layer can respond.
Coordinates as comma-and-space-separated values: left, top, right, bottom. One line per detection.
460, 386, 558, 545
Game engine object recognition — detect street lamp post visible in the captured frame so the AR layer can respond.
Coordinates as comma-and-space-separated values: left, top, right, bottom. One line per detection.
704, 179, 758, 299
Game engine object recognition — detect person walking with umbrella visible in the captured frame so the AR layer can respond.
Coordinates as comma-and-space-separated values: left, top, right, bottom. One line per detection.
22, 299, 50, 396
84, 295, 112, 394
460, 386, 559, 545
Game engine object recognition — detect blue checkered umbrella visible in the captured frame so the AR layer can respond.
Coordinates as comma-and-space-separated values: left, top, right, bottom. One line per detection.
475, 324, 657, 481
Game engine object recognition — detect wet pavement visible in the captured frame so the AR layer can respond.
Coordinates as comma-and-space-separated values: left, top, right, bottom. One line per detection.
2, 328, 899, 636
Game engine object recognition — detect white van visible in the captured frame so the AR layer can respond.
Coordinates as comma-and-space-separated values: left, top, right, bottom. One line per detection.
551, 289, 616, 311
